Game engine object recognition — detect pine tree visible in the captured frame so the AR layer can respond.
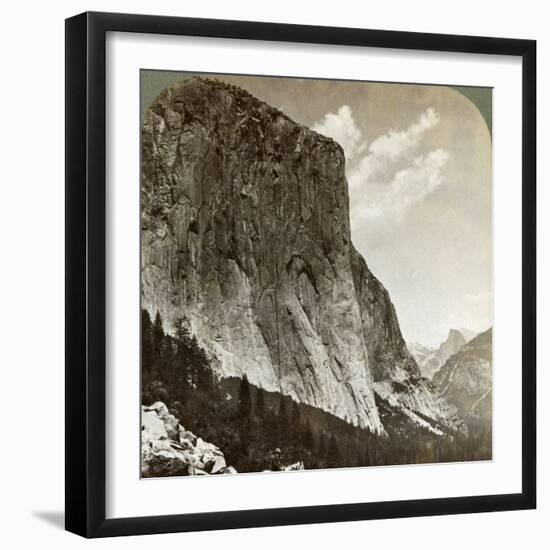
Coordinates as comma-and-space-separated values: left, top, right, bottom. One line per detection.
291, 400, 301, 444
302, 420, 314, 451
277, 397, 289, 445
170, 317, 189, 397
328, 435, 341, 468
173, 316, 191, 343
192, 335, 212, 392
264, 407, 279, 448
237, 375, 252, 454
316, 432, 328, 467
152, 310, 164, 360
238, 375, 252, 421
255, 389, 266, 420
141, 309, 153, 380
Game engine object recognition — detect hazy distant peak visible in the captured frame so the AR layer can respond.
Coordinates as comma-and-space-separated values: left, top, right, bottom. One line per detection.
459, 328, 477, 343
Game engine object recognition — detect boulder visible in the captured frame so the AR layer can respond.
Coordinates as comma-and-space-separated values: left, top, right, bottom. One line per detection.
283, 461, 305, 471
141, 402, 235, 477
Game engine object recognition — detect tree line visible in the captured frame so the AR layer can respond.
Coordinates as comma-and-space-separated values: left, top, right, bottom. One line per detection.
141, 309, 492, 473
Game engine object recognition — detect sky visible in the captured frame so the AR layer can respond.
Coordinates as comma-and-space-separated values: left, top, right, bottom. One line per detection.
142, 71, 493, 348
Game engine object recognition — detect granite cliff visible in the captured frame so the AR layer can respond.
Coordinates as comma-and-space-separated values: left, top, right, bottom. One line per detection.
141, 77, 461, 435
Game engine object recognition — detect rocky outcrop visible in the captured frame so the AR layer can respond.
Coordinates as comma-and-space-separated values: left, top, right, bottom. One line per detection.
433, 328, 492, 426
141, 77, 459, 434
141, 402, 233, 477
263, 461, 305, 472
373, 377, 464, 435
283, 461, 305, 471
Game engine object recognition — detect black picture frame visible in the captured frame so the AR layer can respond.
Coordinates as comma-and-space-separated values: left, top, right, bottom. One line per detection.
65, 11, 536, 538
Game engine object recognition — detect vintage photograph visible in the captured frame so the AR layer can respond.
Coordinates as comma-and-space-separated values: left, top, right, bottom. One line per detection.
140, 71, 493, 478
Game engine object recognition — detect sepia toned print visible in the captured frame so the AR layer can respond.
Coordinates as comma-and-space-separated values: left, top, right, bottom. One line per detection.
140, 71, 492, 478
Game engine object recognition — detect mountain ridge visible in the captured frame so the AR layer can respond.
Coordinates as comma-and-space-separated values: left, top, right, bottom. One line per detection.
433, 328, 492, 430
408, 328, 476, 380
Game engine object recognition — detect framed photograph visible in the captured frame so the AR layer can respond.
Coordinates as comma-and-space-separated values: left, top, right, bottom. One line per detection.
65, 11, 536, 538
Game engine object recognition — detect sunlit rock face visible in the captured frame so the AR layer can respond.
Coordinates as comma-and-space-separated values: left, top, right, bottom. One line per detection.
350, 251, 465, 435
141, 77, 459, 434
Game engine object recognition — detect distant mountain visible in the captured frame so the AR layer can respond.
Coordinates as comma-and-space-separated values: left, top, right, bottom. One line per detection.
438, 329, 468, 365
433, 328, 492, 432
408, 329, 474, 380
407, 342, 434, 365
459, 328, 477, 344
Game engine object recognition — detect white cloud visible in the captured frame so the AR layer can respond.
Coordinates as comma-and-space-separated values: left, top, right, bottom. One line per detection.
312, 105, 366, 162
352, 149, 450, 221
391, 149, 450, 205
368, 107, 440, 160
312, 106, 448, 221
348, 108, 448, 220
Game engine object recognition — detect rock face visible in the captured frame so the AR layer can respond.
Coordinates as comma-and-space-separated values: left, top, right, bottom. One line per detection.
141, 77, 459, 434
410, 329, 469, 380
350, 252, 464, 434
433, 328, 492, 426
141, 402, 232, 477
